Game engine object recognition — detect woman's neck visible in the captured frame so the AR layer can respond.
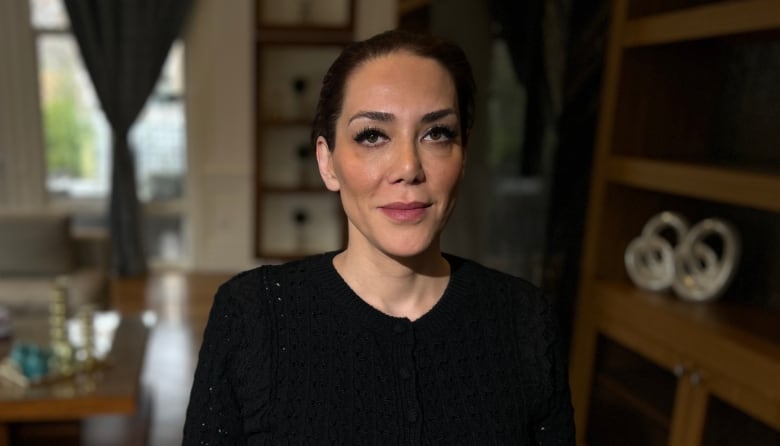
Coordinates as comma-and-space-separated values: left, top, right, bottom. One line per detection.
333, 245, 451, 321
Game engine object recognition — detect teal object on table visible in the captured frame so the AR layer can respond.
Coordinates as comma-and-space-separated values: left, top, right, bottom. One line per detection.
10, 343, 51, 379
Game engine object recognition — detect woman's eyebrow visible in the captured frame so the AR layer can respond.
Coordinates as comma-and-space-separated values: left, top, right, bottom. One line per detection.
347, 109, 456, 125
421, 108, 456, 124
348, 111, 394, 124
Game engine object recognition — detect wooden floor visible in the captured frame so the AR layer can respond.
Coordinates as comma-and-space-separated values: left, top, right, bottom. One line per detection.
109, 271, 232, 446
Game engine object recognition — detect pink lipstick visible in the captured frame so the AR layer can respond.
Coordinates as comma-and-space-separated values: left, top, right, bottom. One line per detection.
379, 202, 430, 222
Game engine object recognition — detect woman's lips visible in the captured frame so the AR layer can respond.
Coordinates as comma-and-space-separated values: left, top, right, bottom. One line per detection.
379, 202, 431, 222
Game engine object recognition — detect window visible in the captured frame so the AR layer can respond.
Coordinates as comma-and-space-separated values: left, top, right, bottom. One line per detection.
30, 0, 188, 267
32, 0, 107, 199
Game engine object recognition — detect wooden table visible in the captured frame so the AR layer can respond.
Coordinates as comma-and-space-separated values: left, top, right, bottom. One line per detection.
0, 313, 150, 445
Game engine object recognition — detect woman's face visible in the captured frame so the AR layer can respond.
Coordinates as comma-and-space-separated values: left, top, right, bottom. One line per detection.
316, 51, 465, 259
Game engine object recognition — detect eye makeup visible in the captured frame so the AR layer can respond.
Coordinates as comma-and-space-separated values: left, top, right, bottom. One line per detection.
353, 127, 388, 146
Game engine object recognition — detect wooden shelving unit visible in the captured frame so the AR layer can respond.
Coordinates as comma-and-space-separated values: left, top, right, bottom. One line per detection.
569, 1, 780, 445
622, 0, 780, 47
594, 372, 673, 428
253, 0, 354, 259
605, 157, 780, 212
398, 0, 430, 16
256, 26, 354, 45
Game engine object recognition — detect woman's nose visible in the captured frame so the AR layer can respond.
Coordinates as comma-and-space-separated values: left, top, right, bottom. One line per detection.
389, 139, 425, 184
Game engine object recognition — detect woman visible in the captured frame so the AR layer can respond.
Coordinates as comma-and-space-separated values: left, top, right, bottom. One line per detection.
183, 29, 574, 445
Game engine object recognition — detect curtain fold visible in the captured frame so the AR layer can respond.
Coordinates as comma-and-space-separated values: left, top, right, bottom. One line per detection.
491, 0, 547, 176
491, 0, 608, 354
64, 0, 191, 276
542, 0, 609, 355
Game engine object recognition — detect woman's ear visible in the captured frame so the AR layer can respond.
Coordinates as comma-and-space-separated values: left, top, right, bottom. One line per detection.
316, 136, 340, 192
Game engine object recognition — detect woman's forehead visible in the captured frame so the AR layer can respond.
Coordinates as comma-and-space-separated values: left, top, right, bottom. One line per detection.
340, 52, 457, 119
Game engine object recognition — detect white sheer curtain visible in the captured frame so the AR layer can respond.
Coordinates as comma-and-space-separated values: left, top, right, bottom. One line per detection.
0, 0, 47, 208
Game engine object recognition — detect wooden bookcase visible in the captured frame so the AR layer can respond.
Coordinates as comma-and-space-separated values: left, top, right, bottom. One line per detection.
569, 1, 780, 445
253, 0, 354, 260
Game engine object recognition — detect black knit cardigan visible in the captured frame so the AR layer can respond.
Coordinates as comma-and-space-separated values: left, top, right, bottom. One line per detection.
183, 251, 575, 445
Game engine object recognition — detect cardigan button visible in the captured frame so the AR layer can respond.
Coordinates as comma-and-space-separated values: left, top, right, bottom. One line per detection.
399, 367, 411, 380
393, 322, 408, 334
407, 408, 418, 422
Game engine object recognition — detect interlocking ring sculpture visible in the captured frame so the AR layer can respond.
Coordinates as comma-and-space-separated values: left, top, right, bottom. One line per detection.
624, 211, 689, 292
624, 211, 740, 302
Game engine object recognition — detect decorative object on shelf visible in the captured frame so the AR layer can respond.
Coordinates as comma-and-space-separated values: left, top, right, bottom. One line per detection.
0, 339, 110, 388
673, 218, 740, 302
291, 75, 309, 120
624, 211, 689, 292
625, 212, 741, 302
49, 276, 75, 376
255, 0, 354, 259
0, 281, 113, 388
78, 304, 96, 369
9, 343, 51, 381
292, 208, 310, 252
68, 310, 121, 360
296, 142, 319, 187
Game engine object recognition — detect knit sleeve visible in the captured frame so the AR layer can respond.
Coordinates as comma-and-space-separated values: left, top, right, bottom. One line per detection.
530, 288, 576, 445
182, 280, 249, 445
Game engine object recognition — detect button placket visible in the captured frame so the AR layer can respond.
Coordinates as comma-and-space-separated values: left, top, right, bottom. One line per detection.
391, 319, 421, 444
393, 321, 409, 334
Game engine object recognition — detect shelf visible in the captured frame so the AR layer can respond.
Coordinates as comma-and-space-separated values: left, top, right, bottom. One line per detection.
596, 280, 780, 366
587, 370, 671, 446
254, 1, 352, 259
594, 372, 671, 430
399, 0, 430, 15
574, 0, 780, 442
595, 280, 780, 429
623, 0, 780, 47
259, 118, 312, 127
257, 251, 323, 261
256, 26, 353, 45
703, 397, 780, 445
605, 156, 780, 212
261, 186, 327, 193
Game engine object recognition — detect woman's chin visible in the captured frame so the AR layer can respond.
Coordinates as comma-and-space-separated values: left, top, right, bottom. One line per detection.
378, 239, 440, 261
345, 223, 442, 261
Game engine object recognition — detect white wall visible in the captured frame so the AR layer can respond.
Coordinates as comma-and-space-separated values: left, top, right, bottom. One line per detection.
0, 0, 47, 209
354, 0, 397, 41
184, 0, 254, 272
184, 0, 396, 272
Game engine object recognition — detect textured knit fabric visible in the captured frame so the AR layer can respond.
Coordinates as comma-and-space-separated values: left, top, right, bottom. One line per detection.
183, 251, 575, 445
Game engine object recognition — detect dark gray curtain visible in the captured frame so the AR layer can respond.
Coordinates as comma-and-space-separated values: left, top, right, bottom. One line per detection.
491, 0, 547, 176
491, 0, 609, 354
64, 0, 191, 276
541, 0, 609, 355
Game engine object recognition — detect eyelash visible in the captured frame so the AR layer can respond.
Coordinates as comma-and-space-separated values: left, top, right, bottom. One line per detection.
352, 124, 459, 146
424, 125, 458, 142
353, 127, 387, 146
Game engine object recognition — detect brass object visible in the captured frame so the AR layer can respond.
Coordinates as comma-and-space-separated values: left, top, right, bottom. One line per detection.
79, 304, 96, 369
49, 277, 75, 375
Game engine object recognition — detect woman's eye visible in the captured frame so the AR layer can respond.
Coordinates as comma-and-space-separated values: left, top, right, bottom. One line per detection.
424, 126, 457, 142
354, 128, 387, 146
